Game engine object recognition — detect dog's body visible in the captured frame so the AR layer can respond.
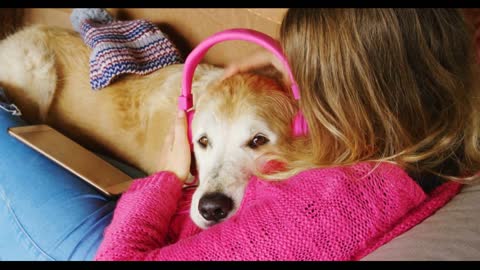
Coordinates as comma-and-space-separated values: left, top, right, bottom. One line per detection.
0, 25, 222, 175
0, 25, 300, 228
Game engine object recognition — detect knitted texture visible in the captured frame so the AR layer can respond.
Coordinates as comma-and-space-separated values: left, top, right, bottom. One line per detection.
95, 162, 461, 261
71, 9, 183, 90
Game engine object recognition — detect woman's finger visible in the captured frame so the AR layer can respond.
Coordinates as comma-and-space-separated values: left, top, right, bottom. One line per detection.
172, 110, 191, 181
173, 110, 189, 153
221, 50, 274, 81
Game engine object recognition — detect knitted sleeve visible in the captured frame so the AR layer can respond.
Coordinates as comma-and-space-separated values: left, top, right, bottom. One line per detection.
95, 171, 184, 261
95, 174, 299, 261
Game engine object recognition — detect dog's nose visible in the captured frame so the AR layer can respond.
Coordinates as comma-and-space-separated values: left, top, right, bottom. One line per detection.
198, 192, 234, 222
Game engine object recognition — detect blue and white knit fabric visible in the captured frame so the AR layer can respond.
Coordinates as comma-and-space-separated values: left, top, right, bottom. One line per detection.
71, 9, 183, 90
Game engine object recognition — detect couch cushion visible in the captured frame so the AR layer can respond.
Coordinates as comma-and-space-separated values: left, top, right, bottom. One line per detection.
362, 183, 480, 260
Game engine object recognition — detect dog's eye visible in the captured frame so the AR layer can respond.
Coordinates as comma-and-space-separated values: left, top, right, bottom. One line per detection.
248, 134, 269, 149
198, 136, 209, 148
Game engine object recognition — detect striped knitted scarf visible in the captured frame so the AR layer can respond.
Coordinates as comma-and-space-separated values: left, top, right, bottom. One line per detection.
71, 9, 183, 90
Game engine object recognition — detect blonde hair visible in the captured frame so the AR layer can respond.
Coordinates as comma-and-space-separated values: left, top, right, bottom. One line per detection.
272, 8, 480, 182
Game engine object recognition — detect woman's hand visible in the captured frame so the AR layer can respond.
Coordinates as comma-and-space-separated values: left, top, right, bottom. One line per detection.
157, 110, 191, 182
221, 48, 291, 87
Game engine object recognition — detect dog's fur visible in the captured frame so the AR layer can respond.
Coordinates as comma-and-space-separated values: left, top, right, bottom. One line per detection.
0, 25, 300, 229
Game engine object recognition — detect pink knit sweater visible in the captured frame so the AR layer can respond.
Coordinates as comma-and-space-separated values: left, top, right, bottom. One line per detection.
95, 162, 461, 261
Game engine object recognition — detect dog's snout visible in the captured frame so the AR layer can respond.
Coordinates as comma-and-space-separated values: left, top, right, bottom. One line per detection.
198, 192, 234, 222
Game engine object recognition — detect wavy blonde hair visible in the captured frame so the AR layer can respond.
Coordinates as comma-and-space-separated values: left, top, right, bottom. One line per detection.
265, 8, 480, 183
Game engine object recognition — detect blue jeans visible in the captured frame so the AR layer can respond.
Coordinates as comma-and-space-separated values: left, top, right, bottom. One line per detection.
0, 92, 146, 260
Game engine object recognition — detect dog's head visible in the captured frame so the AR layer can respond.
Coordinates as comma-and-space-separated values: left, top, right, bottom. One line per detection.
190, 71, 298, 229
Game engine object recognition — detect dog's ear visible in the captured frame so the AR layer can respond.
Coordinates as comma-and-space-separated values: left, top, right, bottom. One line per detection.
250, 65, 290, 94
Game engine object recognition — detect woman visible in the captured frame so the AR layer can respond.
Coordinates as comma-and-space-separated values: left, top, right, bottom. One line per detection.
1, 8, 478, 261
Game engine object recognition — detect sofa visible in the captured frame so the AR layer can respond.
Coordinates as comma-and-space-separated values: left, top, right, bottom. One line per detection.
1, 8, 479, 260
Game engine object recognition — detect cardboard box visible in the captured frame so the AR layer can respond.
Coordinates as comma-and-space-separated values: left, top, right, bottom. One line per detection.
19, 8, 287, 67
14, 8, 480, 67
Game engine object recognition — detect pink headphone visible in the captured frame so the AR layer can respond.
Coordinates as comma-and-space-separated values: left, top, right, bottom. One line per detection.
178, 28, 309, 150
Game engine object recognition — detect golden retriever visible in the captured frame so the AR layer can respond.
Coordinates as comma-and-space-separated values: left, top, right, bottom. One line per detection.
0, 25, 300, 229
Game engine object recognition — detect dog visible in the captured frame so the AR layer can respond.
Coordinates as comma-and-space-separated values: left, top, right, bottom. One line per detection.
0, 25, 303, 229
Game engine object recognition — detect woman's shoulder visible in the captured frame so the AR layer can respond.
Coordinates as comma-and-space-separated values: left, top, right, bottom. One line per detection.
282, 161, 412, 186
241, 161, 426, 234
251, 161, 423, 201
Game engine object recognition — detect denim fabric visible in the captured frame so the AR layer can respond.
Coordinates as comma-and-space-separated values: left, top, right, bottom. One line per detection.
0, 89, 128, 260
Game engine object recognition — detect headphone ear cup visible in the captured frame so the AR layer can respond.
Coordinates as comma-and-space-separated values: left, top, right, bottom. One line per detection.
292, 111, 308, 137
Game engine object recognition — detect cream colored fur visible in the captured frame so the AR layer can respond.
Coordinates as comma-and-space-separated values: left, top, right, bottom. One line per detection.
0, 25, 299, 228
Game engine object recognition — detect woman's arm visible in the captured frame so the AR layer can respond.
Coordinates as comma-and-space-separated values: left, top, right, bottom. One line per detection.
95, 171, 184, 260
95, 109, 193, 260
94, 171, 289, 261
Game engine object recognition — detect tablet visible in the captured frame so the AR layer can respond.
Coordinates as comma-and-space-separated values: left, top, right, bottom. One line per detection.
8, 124, 133, 196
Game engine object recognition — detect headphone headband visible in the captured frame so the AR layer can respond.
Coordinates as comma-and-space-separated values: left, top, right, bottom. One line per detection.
179, 28, 300, 112
179, 28, 307, 148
